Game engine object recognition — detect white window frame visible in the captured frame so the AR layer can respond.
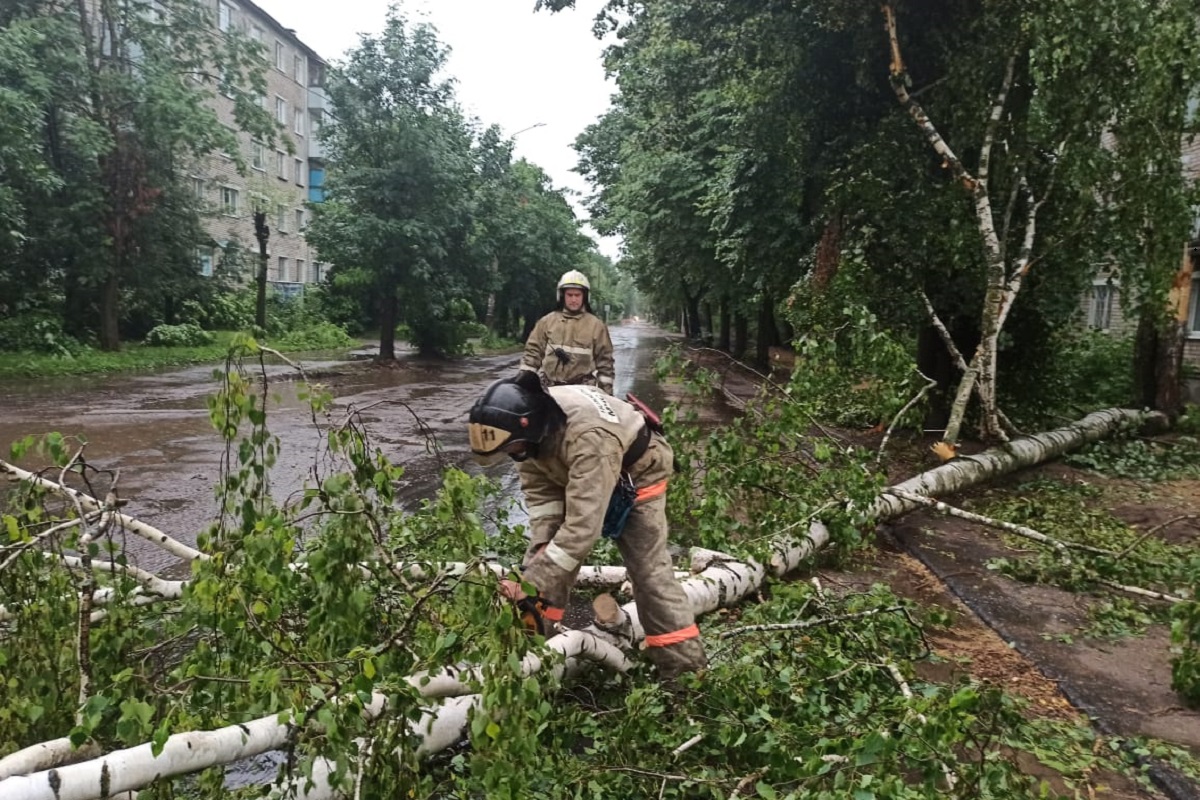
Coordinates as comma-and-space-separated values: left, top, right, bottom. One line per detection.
197, 248, 214, 277
275, 96, 287, 124
277, 255, 289, 282
293, 108, 304, 136
294, 158, 305, 186
295, 258, 306, 282
251, 142, 266, 171
220, 186, 239, 217
1088, 280, 1114, 331
217, 0, 234, 32
277, 150, 288, 180
274, 41, 286, 71
191, 177, 206, 201
295, 208, 305, 231
293, 54, 305, 85
1188, 273, 1200, 338
276, 203, 288, 233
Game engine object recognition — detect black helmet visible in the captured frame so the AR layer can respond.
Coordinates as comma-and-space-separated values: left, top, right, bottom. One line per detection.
468, 375, 550, 461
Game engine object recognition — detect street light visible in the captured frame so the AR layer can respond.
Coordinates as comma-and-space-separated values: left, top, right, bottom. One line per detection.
510, 122, 546, 138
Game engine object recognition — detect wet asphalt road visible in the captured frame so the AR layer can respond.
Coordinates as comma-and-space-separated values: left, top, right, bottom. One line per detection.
0, 323, 682, 575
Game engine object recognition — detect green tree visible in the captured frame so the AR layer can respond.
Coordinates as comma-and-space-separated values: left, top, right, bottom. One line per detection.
555, 0, 1200, 431
0, 0, 275, 350
307, 10, 478, 359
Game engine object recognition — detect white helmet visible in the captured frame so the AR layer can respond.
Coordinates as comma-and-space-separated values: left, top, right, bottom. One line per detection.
557, 270, 590, 294
556, 269, 592, 310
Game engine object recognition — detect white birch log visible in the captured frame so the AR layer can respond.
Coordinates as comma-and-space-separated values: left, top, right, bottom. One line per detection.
0, 408, 1154, 799
0, 740, 100, 781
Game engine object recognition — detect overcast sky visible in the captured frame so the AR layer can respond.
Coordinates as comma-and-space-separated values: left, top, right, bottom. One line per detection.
251, 0, 621, 259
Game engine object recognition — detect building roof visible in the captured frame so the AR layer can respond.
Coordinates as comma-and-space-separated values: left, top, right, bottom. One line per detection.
237, 0, 327, 66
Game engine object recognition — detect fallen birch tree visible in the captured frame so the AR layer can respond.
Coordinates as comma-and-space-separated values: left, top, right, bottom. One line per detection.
0, 406, 1158, 800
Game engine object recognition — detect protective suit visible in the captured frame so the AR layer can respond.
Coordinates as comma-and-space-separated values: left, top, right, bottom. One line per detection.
514, 385, 706, 679
520, 309, 615, 393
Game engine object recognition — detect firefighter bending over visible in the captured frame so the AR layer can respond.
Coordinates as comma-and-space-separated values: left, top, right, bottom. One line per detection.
467, 372, 707, 680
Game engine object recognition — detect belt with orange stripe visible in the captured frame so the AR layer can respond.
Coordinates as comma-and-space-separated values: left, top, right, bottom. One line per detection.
644, 624, 700, 647
635, 479, 668, 503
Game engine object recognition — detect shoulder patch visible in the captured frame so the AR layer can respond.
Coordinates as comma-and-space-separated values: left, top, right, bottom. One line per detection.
575, 386, 619, 423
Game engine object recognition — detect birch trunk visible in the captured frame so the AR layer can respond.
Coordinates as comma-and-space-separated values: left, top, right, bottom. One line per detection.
0, 408, 1155, 800
884, 4, 1034, 444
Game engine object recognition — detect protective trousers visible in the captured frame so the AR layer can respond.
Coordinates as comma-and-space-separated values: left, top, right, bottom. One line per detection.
521, 492, 706, 679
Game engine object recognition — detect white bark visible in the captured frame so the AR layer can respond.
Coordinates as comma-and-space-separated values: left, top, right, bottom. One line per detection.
0, 560, 649, 624
0, 409, 1155, 799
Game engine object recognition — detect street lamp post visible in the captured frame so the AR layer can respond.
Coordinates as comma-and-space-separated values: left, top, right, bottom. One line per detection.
510, 122, 546, 138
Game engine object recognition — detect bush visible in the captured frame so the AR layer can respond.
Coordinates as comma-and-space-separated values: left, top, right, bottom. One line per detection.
273, 322, 356, 351
1002, 329, 1134, 424
0, 313, 86, 357
181, 290, 255, 331
1172, 600, 1200, 707
144, 323, 215, 348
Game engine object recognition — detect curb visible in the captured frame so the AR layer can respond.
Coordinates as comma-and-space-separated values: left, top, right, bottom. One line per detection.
891, 526, 1199, 800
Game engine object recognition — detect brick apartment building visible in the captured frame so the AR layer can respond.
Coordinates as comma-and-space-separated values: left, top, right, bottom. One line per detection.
195, 0, 330, 297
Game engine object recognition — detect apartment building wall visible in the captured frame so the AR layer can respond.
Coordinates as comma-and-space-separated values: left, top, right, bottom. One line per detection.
1082, 135, 1200, 366
196, 0, 326, 292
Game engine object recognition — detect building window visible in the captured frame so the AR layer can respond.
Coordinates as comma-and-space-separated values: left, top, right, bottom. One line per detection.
217, 0, 234, 32
250, 24, 264, 44
1088, 283, 1113, 330
295, 259, 306, 282
191, 177, 205, 200
220, 186, 239, 216
276, 150, 287, 179
295, 208, 305, 231
276, 203, 287, 233
294, 159, 305, 185
313, 262, 323, 283
278, 256, 289, 282
1189, 275, 1200, 336
197, 249, 214, 277
275, 96, 286, 124
251, 142, 265, 171
293, 108, 304, 136
293, 54, 305, 84
274, 41, 286, 71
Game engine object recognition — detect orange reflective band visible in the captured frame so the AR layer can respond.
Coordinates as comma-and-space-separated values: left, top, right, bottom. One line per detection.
644, 624, 700, 648
541, 605, 564, 622
636, 480, 668, 503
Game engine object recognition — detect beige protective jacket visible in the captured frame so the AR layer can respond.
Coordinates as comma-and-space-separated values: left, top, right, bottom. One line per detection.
520, 309, 615, 394
516, 385, 706, 678
518, 385, 669, 601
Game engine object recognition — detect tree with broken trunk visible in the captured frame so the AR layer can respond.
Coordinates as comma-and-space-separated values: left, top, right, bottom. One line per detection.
547, 0, 1200, 440
0, 322, 1190, 797
878, 0, 1200, 441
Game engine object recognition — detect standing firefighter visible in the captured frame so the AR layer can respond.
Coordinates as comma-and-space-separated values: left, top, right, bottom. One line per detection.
467, 372, 707, 680
520, 269, 615, 394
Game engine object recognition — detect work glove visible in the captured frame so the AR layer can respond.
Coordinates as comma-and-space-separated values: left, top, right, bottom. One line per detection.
500, 577, 563, 636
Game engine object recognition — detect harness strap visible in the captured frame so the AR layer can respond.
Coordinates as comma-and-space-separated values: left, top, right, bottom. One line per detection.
622, 423, 651, 470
